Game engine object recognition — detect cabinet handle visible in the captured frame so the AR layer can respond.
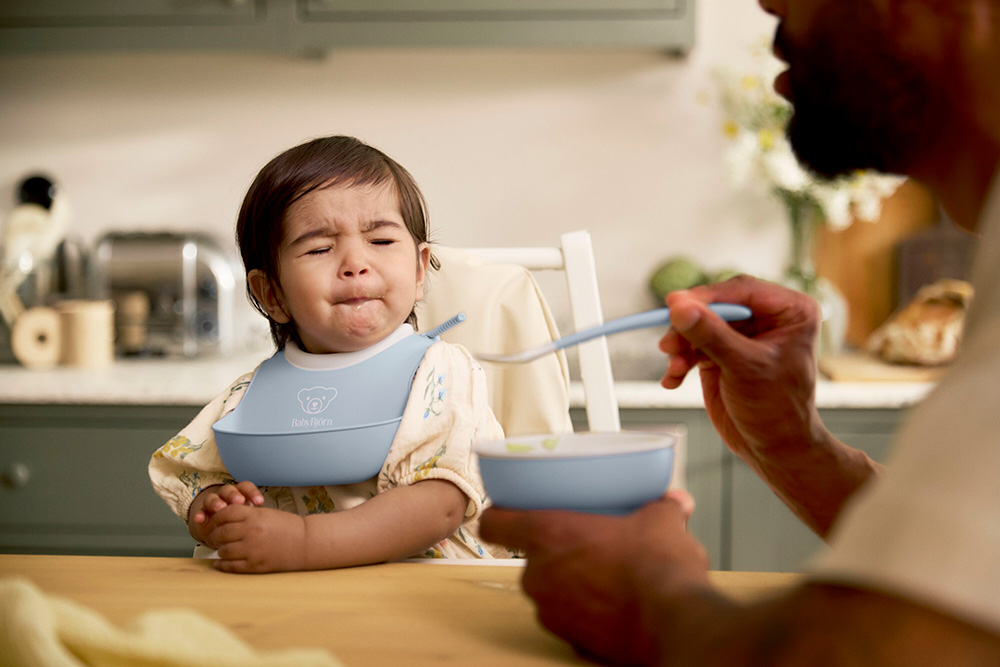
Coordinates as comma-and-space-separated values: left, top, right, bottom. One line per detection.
2, 462, 30, 488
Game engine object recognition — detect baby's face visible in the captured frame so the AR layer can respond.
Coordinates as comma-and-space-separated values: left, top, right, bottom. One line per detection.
272, 181, 429, 353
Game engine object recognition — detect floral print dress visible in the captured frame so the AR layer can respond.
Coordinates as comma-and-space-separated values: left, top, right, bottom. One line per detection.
149, 340, 516, 560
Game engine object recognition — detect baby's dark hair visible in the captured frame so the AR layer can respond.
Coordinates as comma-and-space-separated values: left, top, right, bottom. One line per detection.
236, 135, 439, 350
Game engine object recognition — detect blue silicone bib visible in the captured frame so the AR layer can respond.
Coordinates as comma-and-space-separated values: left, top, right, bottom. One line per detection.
213, 315, 464, 487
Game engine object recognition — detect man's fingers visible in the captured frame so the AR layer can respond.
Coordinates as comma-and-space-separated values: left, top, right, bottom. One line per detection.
480, 507, 538, 551
661, 348, 703, 386
664, 489, 695, 518
484, 500, 692, 556
665, 293, 759, 372
481, 508, 592, 552
661, 491, 697, 532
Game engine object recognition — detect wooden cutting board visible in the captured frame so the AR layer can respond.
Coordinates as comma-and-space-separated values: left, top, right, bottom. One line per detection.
813, 180, 939, 347
819, 351, 943, 382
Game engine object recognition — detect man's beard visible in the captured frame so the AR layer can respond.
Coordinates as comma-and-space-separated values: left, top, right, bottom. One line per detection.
779, 1, 947, 180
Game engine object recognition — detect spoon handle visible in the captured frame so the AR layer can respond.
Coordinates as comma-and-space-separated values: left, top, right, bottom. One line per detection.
552, 303, 752, 352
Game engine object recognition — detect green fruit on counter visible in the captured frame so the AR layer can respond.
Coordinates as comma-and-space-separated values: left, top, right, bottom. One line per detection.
648, 257, 707, 301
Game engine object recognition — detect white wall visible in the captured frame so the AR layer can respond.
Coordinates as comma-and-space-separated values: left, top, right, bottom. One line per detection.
0, 0, 780, 377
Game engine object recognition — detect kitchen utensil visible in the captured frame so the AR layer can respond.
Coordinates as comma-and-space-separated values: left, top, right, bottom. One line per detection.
18, 174, 56, 209
3, 175, 70, 274
0, 175, 72, 325
10, 306, 61, 370
57, 300, 114, 369
475, 431, 675, 514
474, 303, 752, 363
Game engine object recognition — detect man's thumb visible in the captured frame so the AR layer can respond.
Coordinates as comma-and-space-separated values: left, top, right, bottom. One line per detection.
670, 299, 753, 369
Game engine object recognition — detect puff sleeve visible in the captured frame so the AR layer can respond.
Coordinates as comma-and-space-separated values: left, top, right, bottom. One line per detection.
148, 372, 254, 521
377, 341, 503, 523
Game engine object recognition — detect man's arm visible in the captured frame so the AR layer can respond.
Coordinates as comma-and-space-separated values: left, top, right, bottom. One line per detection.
745, 430, 884, 539
660, 277, 883, 537
653, 582, 1000, 666
480, 496, 1000, 666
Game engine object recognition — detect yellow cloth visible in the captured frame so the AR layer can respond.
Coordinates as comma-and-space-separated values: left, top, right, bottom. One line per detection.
417, 246, 574, 437
0, 577, 341, 667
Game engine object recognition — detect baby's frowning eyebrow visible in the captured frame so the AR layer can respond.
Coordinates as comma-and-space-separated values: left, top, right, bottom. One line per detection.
286, 219, 403, 248
360, 219, 404, 234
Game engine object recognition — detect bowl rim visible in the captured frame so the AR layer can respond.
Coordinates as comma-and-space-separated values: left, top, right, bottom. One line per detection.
474, 430, 674, 460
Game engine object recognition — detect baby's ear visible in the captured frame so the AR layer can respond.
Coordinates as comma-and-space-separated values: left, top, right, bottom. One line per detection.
248, 269, 290, 323
414, 243, 431, 302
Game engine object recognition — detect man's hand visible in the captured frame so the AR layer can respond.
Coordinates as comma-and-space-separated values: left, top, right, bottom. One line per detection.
661, 276, 823, 465
204, 505, 309, 573
480, 491, 709, 665
659, 276, 878, 536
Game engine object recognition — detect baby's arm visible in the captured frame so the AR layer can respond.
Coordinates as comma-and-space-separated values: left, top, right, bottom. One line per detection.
204, 479, 466, 573
187, 481, 265, 546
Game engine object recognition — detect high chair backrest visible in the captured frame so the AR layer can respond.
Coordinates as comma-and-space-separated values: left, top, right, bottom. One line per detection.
416, 230, 621, 435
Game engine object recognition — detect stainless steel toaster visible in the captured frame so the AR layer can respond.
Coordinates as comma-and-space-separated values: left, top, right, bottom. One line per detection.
91, 231, 238, 358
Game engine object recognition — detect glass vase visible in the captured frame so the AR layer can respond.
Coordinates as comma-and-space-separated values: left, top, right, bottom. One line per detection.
778, 190, 848, 358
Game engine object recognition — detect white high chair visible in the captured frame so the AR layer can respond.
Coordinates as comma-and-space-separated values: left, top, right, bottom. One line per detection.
417, 230, 621, 435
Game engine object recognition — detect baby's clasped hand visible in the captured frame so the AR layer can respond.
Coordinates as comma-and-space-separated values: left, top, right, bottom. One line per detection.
188, 481, 265, 543
205, 505, 309, 573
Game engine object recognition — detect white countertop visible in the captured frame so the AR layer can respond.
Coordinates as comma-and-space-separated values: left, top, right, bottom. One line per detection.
0, 351, 935, 410
570, 376, 934, 410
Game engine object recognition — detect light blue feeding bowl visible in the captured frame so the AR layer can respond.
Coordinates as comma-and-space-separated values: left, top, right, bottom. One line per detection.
475, 432, 675, 514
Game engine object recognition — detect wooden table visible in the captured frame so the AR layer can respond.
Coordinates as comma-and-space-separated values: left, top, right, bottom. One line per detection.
0, 555, 799, 666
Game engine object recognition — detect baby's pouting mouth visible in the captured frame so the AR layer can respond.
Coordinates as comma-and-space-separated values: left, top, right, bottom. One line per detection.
338, 296, 380, 311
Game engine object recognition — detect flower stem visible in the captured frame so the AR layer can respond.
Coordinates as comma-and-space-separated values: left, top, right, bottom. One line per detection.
777, 188, 820, 295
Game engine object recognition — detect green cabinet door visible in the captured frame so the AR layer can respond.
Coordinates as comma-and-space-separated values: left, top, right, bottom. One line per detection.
0, 404, 199, 556
574, 404, 909, 572
729, 409, 904, 572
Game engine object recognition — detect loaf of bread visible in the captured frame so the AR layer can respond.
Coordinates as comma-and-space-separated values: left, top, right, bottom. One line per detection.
866, 279, 974, 366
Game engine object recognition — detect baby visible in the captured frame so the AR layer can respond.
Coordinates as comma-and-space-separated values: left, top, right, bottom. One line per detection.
149, 135, 513, 572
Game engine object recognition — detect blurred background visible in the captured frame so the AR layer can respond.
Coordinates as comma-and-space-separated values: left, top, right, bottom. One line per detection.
0, 0, 797, 378
0, 0, 966, 379
1, 0, 975, 569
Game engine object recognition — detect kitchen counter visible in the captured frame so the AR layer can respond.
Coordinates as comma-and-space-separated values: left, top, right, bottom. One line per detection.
570, 375, 935, 410
0, 350, 935, 409
1, 351, 931, 567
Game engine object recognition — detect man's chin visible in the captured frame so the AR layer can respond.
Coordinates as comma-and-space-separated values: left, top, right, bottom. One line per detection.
788, 121, 881, 180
